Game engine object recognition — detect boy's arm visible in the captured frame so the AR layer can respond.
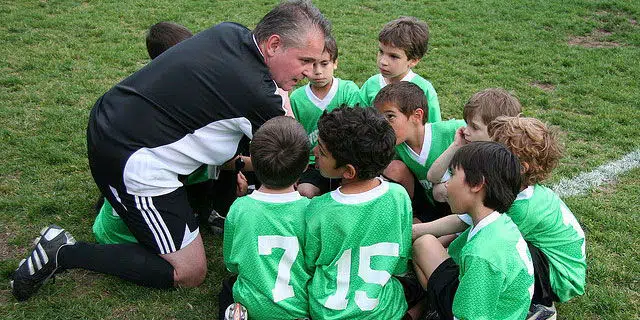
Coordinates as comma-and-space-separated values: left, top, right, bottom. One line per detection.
222, 206, 238, 273
412, 214, 468, 241
452, 256, 505, 319
426, 127, 467, 184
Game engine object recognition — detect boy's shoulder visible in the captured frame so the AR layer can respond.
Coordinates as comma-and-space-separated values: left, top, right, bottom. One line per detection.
289, 83, 310, 100
454, 214, 523, 257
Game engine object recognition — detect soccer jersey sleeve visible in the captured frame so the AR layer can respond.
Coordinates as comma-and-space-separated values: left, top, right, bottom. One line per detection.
342, 80, 363, 107
223, 202, 239, 274
452, 256, 505, 319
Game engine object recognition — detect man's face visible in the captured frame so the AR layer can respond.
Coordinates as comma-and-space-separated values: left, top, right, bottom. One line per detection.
377, 42, 419, 83
463, 113, 491, 142
313, 138, 344, 179
265, 30, 325, 91
309, 51, 337, 89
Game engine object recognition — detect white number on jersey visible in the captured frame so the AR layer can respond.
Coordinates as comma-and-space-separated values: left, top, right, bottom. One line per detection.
258, 235, 299, 302
324, 242, 400, 311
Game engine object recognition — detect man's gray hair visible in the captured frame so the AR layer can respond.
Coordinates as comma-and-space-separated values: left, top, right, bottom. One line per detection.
253, 0, 331, 48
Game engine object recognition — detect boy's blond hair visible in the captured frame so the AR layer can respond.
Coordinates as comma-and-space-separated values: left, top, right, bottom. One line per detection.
463, 88, 521, 125
489, 116, 563, 186
378, 16, 429, 60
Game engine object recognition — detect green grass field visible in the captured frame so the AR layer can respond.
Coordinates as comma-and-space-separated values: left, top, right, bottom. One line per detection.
1, 0, 639, 319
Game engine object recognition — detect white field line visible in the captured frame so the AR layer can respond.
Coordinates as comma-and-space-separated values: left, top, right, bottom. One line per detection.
552, 149, 640, 198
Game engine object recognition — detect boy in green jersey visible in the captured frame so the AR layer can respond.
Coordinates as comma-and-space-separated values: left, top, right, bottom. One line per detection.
490, 116, 586, 319
374, 82, 465, 222
305, 106, 413, 319
359, 17, 441, 123
413, 142, 534, 319
425, 88, 522, 210
220, 116, 312, 320
291, 35, 361, 199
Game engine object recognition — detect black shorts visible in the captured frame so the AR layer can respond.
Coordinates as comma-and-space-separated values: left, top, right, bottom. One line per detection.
426, 257, 460, 319
298, 166, 340, 194
88, 136, 199, 255
528, 242, 559, 306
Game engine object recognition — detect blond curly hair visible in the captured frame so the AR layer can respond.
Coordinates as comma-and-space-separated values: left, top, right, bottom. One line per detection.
488, 116, 564, 186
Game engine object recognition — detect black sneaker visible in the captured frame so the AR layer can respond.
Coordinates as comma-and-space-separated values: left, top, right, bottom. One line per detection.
208, 209, 226, 234
10, 225, 76, 301
527, 303, 557, 320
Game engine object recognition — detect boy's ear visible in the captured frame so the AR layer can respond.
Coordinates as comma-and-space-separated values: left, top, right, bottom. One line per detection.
333, 57, 339, 70
414, 108, 424, 122
342, 164, 357, 180
470, 177, 485, 193
521, 162, 530, 175
408, 58, 421, 69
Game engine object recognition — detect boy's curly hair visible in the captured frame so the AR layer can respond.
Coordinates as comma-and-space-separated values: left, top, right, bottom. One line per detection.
318, 106, 396, 180
488, 116, 564, 186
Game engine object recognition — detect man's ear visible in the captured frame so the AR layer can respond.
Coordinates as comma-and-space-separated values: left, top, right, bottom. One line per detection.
264, 34, 283, 57
408, 57, 421, 69
342, 164, 357, 180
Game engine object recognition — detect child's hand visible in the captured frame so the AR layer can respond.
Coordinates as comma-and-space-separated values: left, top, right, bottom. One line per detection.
453, 127, 468, 147
236, 171, 248, 196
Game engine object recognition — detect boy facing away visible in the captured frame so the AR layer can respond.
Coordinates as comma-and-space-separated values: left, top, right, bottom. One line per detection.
412, 142, 534, 319
290, 34, 361, 199
360, 16, 441, 123
305, 106, 413, 319
221, 116, 312, 320
489, 116, 586, 318
374, 82, 465, 222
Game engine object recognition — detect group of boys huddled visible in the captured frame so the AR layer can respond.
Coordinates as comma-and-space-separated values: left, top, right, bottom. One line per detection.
94, 14, 585, 320
216, 15, 587, 320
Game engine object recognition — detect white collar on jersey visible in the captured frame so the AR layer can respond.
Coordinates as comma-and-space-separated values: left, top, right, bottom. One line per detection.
249, 190, 303, 203
379, 69, 416, 88
402, 124, 432, 164
304, 77, 340, 111
467, 211, 501, 240
516, 185, 535, 200
330, 177, 388, 204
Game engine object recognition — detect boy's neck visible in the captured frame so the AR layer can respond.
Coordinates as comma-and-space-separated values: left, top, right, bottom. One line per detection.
469, 206, 496, 226
257, 184, 296, 194
310, 78, 334, 100
383, 69, 410, 85
405, 123, 427, 154
338, 177, 381, 194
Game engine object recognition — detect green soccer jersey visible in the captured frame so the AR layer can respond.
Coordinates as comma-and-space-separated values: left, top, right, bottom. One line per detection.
92, 199, 138, 245
507, 184, 586, 302
448, 212, 534, 320
290, 78, 361, 164
305, 179, 413, 320
223, 190, 311, 320
359, 70, 441, 123
395, 119, 466, 204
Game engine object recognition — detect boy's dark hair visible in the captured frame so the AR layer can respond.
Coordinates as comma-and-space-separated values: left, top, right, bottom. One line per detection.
379, 16, 429, 60
253, 0, 331, 49
324, 34, 338, 62
463, 88, 522, 125
449, 142, 522, 212
373, 82, 429, 124
489, 116, 563, 186
318, 106, 396, 180
250, 116, 310, 189
146, 22, 193, 59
